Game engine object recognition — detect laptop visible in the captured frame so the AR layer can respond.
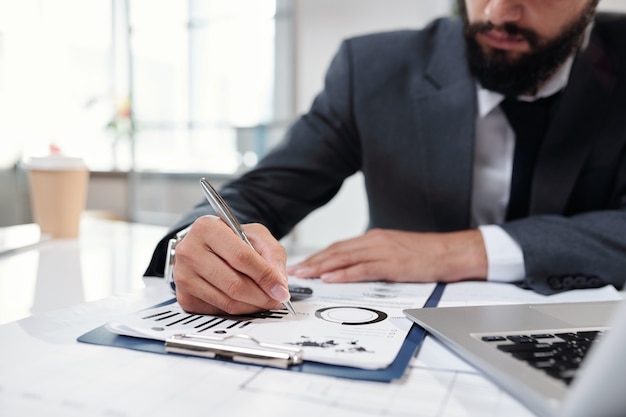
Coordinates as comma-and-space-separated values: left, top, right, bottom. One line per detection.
403, 300, 626, 417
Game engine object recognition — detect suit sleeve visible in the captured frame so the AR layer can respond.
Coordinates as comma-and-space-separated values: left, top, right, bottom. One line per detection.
144, 40, 362, 277
502, 157, 626, 294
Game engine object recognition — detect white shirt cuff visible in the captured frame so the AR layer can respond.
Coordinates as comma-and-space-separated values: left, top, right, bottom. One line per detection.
478, 225, 526, 282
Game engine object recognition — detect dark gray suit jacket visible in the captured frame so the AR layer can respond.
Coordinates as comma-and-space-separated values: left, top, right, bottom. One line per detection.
147, 14, 626, 295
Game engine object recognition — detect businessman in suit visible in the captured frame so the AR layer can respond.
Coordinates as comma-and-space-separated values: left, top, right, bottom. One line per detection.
146, 0, 626, 315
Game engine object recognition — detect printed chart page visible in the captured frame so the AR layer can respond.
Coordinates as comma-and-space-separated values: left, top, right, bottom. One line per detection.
106, 278, 437, 369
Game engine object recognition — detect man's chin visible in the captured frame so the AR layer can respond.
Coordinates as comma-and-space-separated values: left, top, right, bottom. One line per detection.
477, 43, 531, 66
478, 50, 531, 73
485, 50, 527, 66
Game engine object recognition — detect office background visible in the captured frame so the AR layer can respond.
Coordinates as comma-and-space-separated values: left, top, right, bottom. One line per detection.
1, 0, 625, 251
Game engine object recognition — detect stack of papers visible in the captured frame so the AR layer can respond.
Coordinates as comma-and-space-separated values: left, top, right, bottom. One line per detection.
106, 278, 436, 370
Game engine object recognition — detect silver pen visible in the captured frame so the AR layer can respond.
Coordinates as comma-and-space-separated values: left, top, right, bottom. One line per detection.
199, 178, 296, 315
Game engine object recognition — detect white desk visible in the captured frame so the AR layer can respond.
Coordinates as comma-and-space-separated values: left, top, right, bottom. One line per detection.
0, 218, 168, 324
0, 219, 621, 417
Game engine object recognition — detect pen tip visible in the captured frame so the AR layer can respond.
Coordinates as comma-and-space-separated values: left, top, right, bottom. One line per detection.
284, 300, 297, 315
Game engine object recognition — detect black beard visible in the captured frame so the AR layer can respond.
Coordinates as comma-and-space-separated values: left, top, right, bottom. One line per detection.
460, 1, 598, 97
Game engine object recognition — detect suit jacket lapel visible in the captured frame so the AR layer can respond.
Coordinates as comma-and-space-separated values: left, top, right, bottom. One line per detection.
531, 31, 618, 214
412, 19, 477, 231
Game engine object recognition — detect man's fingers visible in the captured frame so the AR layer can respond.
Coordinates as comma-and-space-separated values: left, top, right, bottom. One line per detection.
174, 252, 280, 314
319, 262, 384, 283
177, 216, 289, 310
288, 236, 372, 278
176, 289, 279, 316
289, 229, 489, 285
244, 223, 290, 301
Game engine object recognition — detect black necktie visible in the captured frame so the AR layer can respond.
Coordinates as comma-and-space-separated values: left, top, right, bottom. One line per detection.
500, 94, 561, 221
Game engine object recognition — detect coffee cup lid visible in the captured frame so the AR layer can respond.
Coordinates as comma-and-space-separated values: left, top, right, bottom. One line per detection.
25, 155, 87, 170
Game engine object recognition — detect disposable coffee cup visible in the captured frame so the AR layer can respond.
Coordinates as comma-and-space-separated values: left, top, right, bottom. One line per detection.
26, 155, 89, 239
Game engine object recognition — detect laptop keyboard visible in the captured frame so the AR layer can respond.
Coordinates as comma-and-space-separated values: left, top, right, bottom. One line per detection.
481, 329, 605, 385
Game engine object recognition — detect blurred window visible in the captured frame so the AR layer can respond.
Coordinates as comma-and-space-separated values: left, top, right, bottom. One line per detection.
131, 0, 293, 174
0, 0, 292, 174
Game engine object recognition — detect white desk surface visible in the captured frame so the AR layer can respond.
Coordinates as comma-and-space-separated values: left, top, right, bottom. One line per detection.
0, 219, 622, 417
0, 218, 168, 325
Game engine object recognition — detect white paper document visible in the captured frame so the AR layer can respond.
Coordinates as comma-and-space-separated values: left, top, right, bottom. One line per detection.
438, 281, 623, 307
106, 278, 436, 370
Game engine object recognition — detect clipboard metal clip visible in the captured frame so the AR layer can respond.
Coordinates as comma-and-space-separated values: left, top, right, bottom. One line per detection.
165, 333, 304, 368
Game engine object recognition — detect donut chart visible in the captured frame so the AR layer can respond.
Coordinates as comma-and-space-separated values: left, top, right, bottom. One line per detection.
314, 306, 388, 325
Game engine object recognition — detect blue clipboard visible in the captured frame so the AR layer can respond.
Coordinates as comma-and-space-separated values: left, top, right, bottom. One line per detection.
78, 284, 445, 382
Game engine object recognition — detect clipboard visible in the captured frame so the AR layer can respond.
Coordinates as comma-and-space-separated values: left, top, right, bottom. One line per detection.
165, 333, 304, 368
78, 284, 445, 382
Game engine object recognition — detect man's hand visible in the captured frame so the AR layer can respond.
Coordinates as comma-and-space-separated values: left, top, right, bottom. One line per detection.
287, 229, 488, 284
172, 215, 289, 315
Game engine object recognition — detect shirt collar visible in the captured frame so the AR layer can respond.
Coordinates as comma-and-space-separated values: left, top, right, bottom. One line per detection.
476, 56, 574, 119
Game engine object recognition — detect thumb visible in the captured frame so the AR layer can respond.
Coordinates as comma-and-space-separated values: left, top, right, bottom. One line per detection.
245, 224, 289, 300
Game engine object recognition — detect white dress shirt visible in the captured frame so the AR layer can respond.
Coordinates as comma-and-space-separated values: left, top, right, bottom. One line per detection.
474, 57, 575, 282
